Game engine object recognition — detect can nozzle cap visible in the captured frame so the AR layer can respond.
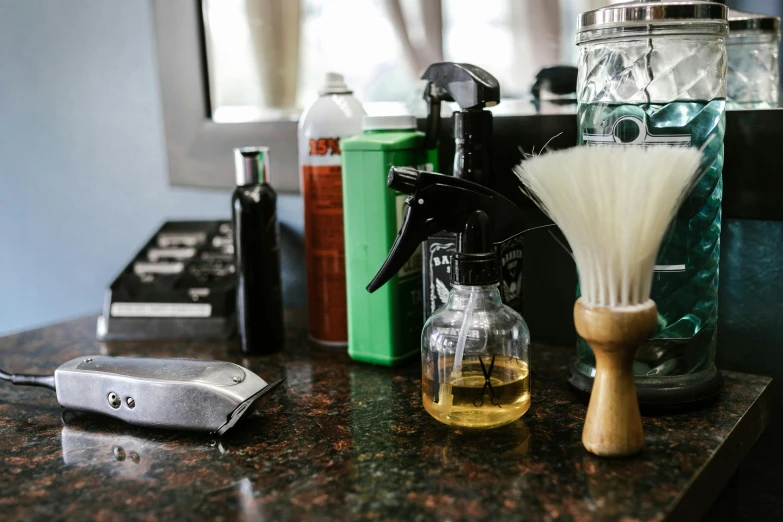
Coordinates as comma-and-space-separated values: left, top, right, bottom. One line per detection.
319, 72, 351, 95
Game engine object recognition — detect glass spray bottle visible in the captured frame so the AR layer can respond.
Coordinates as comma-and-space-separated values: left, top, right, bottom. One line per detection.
367, 167, 531, 428
422, 214, 530, 428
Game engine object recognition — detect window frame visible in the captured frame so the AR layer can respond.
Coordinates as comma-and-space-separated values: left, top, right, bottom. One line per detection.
152, 0, 300, 192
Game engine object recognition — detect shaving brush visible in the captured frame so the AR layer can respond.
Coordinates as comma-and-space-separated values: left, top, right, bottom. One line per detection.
515, 146, 702, 457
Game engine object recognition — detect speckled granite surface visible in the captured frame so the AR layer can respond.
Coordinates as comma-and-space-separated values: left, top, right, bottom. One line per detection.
0, 311, 772, 522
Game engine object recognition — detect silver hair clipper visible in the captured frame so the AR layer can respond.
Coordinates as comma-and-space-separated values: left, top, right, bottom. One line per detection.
1, 355, 284, 435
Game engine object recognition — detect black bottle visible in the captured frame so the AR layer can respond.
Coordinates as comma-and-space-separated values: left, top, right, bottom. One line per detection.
419, 63, 524, 317
232, 147, 284, 354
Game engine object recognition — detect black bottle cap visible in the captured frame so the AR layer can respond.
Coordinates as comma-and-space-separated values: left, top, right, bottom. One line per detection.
451, 209, 499, 285
234, 147, 271, 186
451, 251, 499, 285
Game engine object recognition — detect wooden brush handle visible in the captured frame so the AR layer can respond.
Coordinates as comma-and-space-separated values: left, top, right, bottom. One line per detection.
574, 299, 658, 458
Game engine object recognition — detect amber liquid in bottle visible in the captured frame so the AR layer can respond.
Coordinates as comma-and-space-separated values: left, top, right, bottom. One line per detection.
422, 355, 530, 429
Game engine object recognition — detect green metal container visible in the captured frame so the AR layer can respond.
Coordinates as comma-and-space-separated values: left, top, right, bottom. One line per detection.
341, 115, 437, 366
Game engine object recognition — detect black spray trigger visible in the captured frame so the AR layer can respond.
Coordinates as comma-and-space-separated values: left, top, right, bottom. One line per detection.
367, 193, 428, 293
367, 167, 528, 294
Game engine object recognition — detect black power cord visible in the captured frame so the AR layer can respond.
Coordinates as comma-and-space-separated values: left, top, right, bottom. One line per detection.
0, 367, 55, 390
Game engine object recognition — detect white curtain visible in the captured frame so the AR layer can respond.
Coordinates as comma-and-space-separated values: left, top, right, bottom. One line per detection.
246, 0, 302, 108
384, 0, 444, 78
385, 0, 612, 96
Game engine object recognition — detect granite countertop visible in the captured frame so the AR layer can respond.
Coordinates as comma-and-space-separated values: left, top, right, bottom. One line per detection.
0, 310, 772, 522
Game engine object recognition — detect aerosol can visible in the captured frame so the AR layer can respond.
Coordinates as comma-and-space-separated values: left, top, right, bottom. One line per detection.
298, 72, 366, 345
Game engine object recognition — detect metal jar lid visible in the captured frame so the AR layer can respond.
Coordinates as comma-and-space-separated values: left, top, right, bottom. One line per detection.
577, 1, 728, 44
728, 10, 780, 34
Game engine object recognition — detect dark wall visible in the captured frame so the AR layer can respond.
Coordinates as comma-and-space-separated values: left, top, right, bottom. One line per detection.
715, 3, 782, 513
717, 219, 783, 522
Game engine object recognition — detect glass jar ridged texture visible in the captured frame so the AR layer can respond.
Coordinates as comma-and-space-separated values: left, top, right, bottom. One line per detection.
727, 32, 780, 108
575, 29, 726, 386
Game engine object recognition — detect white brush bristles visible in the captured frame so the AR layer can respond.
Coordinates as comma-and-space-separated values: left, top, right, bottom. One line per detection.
514, 146, 702, 308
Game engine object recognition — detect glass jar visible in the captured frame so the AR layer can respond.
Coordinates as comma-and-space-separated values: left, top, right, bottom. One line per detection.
572, 1, 727, 407
422, 284, 530, 429
727, 10, 781, 109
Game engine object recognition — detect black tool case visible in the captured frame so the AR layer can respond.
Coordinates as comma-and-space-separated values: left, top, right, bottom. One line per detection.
97, 220, 237, 340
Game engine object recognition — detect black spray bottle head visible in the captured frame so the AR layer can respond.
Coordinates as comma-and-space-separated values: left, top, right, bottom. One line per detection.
452, 211, 499, 286
421, 63, 500, 153
421, 62, 500, 187
367, 167, 525, 293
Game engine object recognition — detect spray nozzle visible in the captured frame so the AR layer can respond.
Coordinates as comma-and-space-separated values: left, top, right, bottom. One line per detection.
421, 62, 500, 152
386, 166, 419, 194
421, 62, 500, 110
366, 167, 526, 293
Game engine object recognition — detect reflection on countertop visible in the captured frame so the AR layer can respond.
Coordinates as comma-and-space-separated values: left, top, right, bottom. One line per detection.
60, 412, 229, 477
0, 310, 772, 521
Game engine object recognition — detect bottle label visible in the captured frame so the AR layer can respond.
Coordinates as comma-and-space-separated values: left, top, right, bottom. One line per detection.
308, 138, 342, 156
423, 235, 525, 317
580, 107, 692, 273
302, 164, 347, 343
431, 327, 481, 340
499, 236, 524, 313
582, 113, 692, 147
110, 303, 212, 318
424, 235, 524, 316
425, 238, 456, 315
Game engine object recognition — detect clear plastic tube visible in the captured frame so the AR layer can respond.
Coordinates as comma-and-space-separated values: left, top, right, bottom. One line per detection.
421, 284, 531, 428
453, 286, 478, 373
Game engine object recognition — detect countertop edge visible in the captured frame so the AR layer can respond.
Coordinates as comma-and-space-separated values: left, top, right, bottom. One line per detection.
666, 375, 774, 522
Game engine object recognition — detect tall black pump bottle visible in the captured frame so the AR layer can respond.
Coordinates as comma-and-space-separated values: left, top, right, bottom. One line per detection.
419, 63, 524, 317
232, 147, 285, 354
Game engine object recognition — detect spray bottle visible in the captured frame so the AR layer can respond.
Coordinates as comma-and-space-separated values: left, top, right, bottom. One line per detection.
418, 63, 524, 319
298, 73, 366, 345
367, 167, 531, 429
